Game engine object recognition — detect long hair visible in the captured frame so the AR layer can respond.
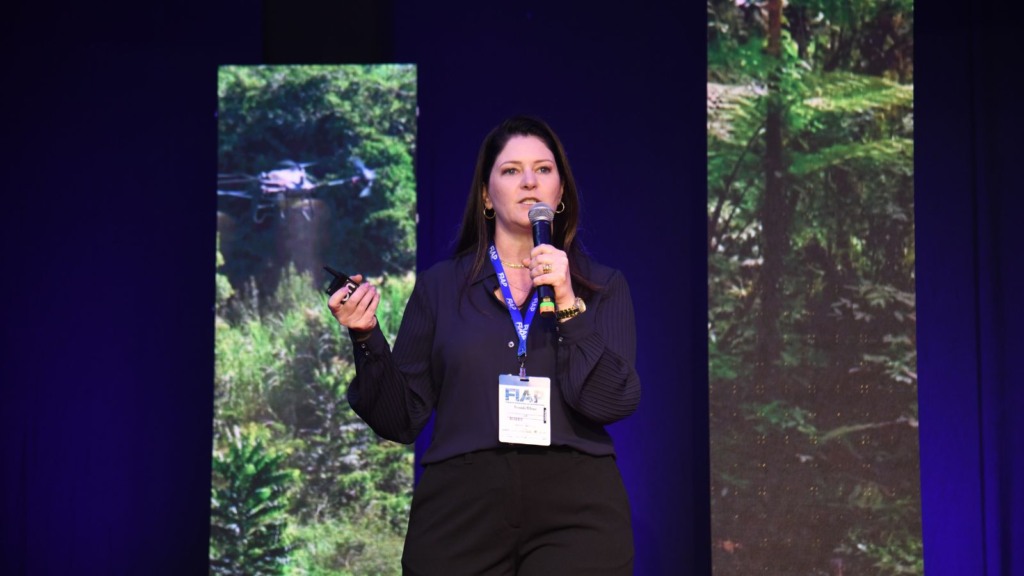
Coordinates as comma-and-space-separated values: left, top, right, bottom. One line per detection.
454, 115, 597, 296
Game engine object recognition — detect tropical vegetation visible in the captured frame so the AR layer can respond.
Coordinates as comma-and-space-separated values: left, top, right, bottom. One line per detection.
707, 1, 919, 573
211, 65, 416, 576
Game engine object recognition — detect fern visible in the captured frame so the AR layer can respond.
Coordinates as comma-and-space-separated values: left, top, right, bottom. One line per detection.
210, 426, 297, 575
790, 138, 912, 176
801, 72, 913, 113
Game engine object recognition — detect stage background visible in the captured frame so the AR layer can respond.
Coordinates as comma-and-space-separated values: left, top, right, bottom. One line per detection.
707, 2, 920, 573
212, 64, 417, 574
1, 2, 1020, 575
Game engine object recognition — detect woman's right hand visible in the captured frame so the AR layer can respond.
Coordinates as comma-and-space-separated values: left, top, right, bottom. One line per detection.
328, 274, 380, 333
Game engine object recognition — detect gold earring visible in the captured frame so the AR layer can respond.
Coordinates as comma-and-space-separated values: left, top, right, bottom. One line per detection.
483, 207, 495, 220
556, 201, 566, 214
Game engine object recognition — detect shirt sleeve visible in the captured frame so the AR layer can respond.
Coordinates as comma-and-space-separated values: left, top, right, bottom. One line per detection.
345, 278, 437, 444
555, 270, 642, 424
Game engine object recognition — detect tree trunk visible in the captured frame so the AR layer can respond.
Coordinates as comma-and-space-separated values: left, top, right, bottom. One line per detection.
756, 0, 787, 384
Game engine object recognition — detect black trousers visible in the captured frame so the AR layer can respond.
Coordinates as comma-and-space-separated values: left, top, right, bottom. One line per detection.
401, 446, 634, 576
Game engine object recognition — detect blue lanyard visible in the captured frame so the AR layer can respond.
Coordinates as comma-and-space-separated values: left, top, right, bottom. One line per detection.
489, 244, 539, 377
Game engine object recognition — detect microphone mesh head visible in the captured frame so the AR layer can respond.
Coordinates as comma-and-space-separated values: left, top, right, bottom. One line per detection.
528, 202, 555, 223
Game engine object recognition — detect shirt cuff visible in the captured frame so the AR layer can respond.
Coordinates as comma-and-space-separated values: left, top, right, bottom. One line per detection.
554, 305, 596, 343
349, 324, 387, 359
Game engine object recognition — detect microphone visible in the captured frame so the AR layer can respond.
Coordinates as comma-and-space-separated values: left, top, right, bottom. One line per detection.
528, 202, 557, 316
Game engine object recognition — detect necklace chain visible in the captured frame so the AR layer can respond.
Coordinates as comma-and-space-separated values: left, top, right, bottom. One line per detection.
501, 260, 527, 269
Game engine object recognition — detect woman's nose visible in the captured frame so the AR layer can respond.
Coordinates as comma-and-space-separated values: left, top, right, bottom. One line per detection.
521, 170, 537, 188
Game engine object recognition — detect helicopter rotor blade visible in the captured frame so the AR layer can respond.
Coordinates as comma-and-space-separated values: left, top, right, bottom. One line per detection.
217, 189, 256, 199
217, 174, 259, 185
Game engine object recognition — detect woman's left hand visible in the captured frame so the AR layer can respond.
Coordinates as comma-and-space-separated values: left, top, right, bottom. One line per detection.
525, 244, 576, 310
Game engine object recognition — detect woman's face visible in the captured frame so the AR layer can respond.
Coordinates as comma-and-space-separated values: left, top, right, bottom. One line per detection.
483, 135, 563, 236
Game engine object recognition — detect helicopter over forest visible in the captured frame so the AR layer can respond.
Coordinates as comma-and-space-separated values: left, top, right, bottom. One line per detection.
217, 156, 376, 223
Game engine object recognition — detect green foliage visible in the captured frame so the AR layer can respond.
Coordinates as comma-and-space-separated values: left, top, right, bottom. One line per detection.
800, 73, 913, 114
217, 235, 236, 305
214, 64, 417, 574
708, 1, 918, 573
336, 438, 414, 533
216, 65, 417, 298
710, 72, 913, 183
789, 138, 911, 176
286, 516, 404, 576
214, 262, 416, 574
210, 426, 297, 576
708, 0, 913, 83
371, 271, 416, 342
843, 528, 924, 574
745, 400, 818, 436
708, 36, 773, 85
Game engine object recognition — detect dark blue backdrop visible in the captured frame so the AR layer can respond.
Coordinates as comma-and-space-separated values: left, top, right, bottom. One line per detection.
1, 2, 1019, 575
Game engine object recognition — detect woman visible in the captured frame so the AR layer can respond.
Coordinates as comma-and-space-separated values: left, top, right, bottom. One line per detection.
328, 115, 640, 575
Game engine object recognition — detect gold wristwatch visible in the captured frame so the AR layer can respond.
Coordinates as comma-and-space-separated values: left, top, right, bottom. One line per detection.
556, 297, 586, 321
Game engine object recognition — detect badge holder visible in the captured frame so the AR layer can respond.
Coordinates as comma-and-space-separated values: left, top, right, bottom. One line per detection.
498, 374, 551, 446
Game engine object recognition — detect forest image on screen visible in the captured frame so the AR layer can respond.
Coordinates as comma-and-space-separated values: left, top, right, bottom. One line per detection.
708, 2, 918, 574
211, 65, 417, 575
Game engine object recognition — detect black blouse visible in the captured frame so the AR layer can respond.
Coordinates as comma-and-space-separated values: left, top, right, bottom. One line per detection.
346, 252, 641, 465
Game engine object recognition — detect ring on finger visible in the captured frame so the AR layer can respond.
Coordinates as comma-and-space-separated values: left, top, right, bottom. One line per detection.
542, 264, 552, 273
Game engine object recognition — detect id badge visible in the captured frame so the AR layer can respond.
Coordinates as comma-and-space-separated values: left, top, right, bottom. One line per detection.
498, 374, 551, 446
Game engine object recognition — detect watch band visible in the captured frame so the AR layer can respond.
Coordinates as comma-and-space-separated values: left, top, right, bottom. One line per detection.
556, 297, 586, 321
